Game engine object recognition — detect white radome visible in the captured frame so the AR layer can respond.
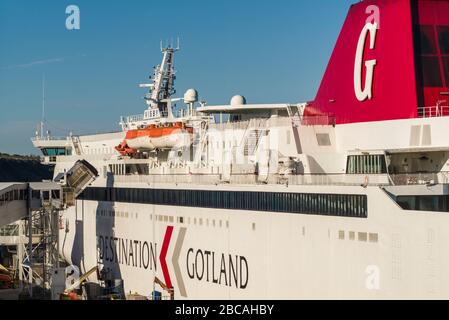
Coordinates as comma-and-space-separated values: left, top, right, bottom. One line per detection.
230, 95, 246, 106
184, 88, 198, 104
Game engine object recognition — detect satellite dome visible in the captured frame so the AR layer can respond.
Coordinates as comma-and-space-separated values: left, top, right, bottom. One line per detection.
230, 95, 246, 106
184, 88, 198, 104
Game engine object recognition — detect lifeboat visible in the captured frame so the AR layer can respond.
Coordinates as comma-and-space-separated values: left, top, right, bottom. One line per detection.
116, 122, 193, 156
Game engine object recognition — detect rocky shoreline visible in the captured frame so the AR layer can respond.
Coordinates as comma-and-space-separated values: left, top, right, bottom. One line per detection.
0, 153, 54, 182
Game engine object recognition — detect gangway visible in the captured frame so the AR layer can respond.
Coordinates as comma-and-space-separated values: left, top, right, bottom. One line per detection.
54, 160, 98, 206
0, 159, 98, 299
0, 183, 30, 228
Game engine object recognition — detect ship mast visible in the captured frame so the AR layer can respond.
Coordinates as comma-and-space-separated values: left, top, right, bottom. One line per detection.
40, 73, 45, 139
140, 39, 180, 115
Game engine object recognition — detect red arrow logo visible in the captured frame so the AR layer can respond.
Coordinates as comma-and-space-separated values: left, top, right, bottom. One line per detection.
159, 226, 174, 289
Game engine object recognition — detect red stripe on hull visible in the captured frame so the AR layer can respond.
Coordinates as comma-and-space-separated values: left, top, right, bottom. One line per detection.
160, 226, 174, 289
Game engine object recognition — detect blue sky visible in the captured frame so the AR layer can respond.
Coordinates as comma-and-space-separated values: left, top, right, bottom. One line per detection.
0, 0, 353, 154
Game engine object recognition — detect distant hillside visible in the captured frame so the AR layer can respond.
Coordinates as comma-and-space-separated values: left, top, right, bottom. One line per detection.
0, 153, 54, 182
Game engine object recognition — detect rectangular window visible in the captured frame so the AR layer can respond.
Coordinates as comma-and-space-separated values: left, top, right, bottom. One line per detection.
416, 25, 448, 89
346, 155, 387, 174
41, 148, 67, 156
419, 25, 438, 54
421, 56, 444, 87
443, 57, 449, 87
438, 26, 449, 55
79, 188, 368, 218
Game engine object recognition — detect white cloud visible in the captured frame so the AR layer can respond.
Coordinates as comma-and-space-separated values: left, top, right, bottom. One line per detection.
0, 54, 87, 70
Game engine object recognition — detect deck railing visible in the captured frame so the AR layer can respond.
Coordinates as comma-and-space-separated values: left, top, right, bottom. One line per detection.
111, 171, 449, 187
112, 172, 391, 186
417, 105, 449, 118
31, 136, 68, 142
389, 172, 449, 185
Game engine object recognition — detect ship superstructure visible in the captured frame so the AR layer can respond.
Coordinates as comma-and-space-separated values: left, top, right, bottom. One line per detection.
31, 0, 449, 299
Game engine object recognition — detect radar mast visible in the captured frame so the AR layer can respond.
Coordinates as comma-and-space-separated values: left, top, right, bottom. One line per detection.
140, 39, 180, 116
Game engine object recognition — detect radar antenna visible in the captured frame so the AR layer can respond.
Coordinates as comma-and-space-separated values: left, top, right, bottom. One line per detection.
140, 39, 180, 115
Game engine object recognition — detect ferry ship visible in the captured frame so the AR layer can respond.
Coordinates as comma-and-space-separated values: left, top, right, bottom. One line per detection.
32, 0, 449, 299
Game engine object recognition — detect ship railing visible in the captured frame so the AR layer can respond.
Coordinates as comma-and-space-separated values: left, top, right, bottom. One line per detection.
284, 173, 390, 186
389, 172, 449, 185
122, 115, 300, 132
209, 120, 251, 131
112, 172, 392, 186
111, 171, 449, 186
209, 118, 281, 131
121, 111, 187, 125
123, 114, 145, 123
31, 136, 68, 141
207, 116, 337, 132
417, 105, 449, 118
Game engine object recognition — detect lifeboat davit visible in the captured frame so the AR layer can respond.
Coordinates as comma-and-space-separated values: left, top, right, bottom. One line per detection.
116, 122, 193, 155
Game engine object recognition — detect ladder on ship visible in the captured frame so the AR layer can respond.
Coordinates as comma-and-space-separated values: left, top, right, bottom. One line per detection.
286, 105, 302, 127
71, 136, 83, 156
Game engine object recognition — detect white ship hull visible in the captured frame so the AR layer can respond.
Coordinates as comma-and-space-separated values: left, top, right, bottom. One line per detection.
57, 181, 449, 299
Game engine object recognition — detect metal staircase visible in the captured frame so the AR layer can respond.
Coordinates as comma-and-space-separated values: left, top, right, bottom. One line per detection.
71, 136, 83, 156
286, 105, 302, 127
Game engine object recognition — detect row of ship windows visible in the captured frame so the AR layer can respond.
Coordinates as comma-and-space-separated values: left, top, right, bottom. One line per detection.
97, 210, 139, 219
95, 209, 230, 228
338, 230, 379, 243
94, 208, 378, 242
80, 187, 368, 218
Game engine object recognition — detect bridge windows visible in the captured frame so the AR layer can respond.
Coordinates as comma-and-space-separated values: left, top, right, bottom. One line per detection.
346, 154, 387, 175
41, 148, 70, 156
